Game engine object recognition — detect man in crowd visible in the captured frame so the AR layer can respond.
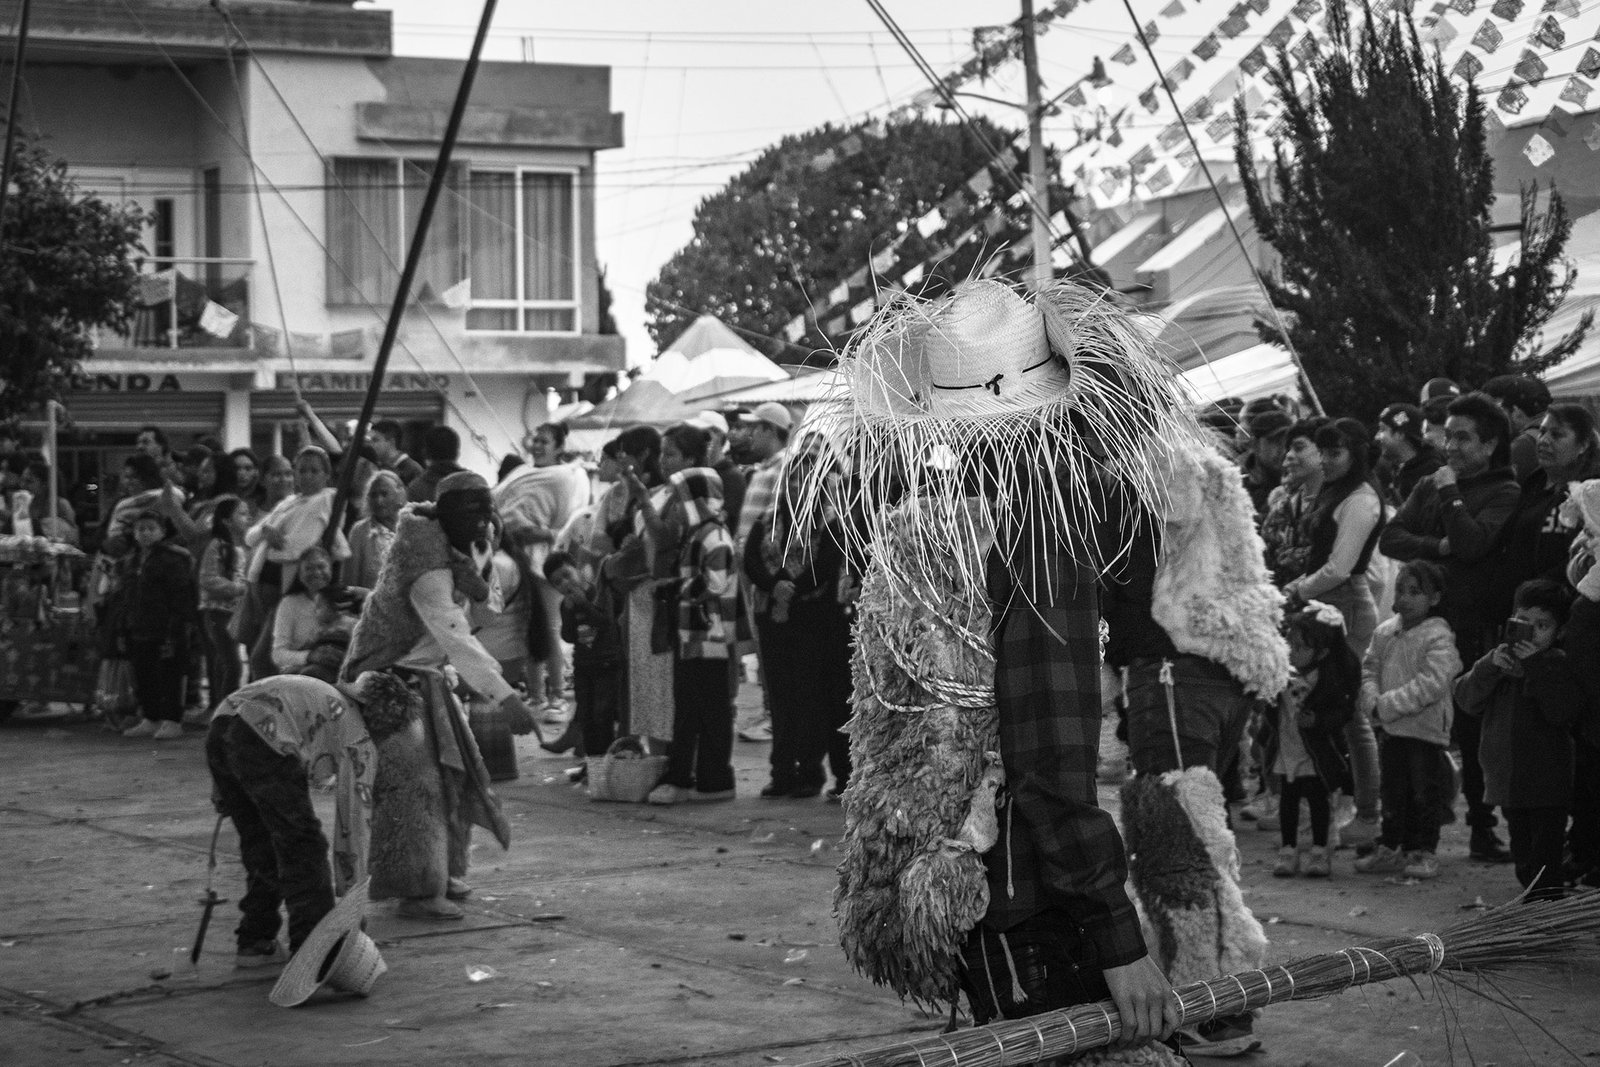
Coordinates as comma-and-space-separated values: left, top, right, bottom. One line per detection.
136, 425, 169, 463
1375, 403, 1444, 502
407, 426, 466, 503
733, 402, 793, 744
370, 420, 424, 486
1240, 407, 1293, 519
1481, 374, 1551, 482
1379, 392, 1520, 862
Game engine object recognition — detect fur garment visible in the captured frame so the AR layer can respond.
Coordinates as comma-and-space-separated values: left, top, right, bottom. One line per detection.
342, 510, 455, 683
1152, 445, 1290, 700
1122, 767, 1268, 989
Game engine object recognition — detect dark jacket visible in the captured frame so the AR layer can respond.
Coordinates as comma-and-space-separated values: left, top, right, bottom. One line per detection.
1388, 445, 1444, 505
1455, 646, 1583, 809
1378, 465, 1520, 633
1488, 467, 1594, 623
714, 457, 747, 537
122, 542, 197, 648
1261, 666, 1354, 793
558, 582, 622, 672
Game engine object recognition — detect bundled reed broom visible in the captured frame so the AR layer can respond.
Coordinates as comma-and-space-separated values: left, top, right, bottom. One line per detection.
799, 891, 1600, 1067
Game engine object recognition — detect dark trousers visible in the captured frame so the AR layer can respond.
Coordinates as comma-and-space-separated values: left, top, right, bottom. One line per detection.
202, 609, 242, 712
1125, 657, 1251, 777
1505, 805, 1568, 901
1280, 775, 1331, 848
665, 656, 736, 793
1378, 734, 1446, 853
128, 638, 186, 723
574, 666, 622, 759
754, 609, 853, 791
205, 716, 333, 952
1451, 626, 1497, 832
1569, 738, 1600, 877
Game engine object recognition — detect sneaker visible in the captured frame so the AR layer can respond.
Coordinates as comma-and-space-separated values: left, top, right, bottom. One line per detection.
1303, 845, 1331, 878
1176, 1015, 1263, 1058
1271, 846, 1299, 877
152, 721, 185, 740
737, 721, 773, 743
235, 940, 287, 969
687, 788, 735, 803
1340, 815, 1380, 851
1402, 850, 1439, 880
1255, 811, 1281, 832
396, 897, 464, 920
445, 877, 473, 901
759, 781, 795, 799
122, 719, 158, 738
1354, 844, 1407, 874
1239, 793, 1278, 823
646, 783, 686, 806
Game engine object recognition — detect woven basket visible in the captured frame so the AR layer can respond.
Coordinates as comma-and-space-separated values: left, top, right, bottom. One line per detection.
588, 736, 667, 803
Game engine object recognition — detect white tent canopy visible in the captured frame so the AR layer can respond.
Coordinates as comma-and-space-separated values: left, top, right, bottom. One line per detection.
1180, 343, 1299, 405
703, 367, 845, 408
639, 315, 790, 404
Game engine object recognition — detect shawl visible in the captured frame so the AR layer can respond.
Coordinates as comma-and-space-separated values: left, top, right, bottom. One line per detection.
493, 461, 591, 570
1151, 446, 1290, 700
670, 468, 738, 659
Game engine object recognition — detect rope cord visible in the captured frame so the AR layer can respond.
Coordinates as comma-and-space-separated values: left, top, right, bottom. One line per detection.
1116, 0, 1325, 416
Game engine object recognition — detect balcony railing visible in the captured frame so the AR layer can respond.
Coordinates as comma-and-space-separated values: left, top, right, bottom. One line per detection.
93, 258, 255, 351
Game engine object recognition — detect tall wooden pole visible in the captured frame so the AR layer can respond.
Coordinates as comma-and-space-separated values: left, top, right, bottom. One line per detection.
325, 0, 499, 543
1019, 0, 1053, 290
0, 0, 34, 231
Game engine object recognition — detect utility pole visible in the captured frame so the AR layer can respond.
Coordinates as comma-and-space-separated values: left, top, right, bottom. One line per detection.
1019, 0, 1053, 290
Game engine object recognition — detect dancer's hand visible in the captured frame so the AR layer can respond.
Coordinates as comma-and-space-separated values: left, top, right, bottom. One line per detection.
1102, 954, 1181, 1045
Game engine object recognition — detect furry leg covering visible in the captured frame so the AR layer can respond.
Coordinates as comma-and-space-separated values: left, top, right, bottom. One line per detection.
369, 714, 450, 901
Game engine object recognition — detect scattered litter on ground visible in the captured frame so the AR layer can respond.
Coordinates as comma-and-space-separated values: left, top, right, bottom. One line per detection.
382, 1020, 421, 1030
677, 983, 714, 998
782, 978, 805, 986
474, 1003, 517, 1010
465, 965, 500, 983
342, 1037, 390, 1048
1348, 906, 1368, 917
783, 949, 809, 964
148, 969, 170, 981
728, 933, 746, 941
1461, 896, 1488, 911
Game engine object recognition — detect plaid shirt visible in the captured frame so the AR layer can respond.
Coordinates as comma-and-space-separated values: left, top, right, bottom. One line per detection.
736, 450, 786, 547
980, 556, 1148, 971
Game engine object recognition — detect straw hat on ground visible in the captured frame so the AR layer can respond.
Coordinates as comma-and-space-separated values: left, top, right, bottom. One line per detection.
269, 878, 387, 1008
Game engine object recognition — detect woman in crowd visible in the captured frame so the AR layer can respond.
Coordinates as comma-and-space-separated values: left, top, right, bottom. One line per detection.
199, 497, 249, 710
120, 509, 198, 740
261, 453, 296, 512
347, 470, 406, 594
1492, 402, 1600, 618
243, 447, 348, 680
230, 448, 266, 514
7, 458, 78, 543
270, 545, 355, 679
1283, 417, 1387, 846
742, 436, 853, 799
605, 426, 673, 745
493, 421, 592, 715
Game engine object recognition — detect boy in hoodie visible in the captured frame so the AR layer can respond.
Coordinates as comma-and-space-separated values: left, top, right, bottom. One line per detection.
1354, 561, 1462, 880
647, 467, 739, 805
1454, 579, 1585, 900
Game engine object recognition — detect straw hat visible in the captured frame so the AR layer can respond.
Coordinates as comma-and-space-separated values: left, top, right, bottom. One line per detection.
918, 281, 1071, 418
269, 878, 387, 1008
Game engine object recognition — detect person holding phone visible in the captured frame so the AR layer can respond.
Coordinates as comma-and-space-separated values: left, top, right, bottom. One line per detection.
1454, 579, 1584, 901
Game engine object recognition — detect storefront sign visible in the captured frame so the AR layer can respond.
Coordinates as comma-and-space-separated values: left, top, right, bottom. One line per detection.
274, 372, 450, 392
70, 373, 184, 392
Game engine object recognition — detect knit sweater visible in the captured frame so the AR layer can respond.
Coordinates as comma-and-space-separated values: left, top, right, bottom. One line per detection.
1359, 616, 1461, 746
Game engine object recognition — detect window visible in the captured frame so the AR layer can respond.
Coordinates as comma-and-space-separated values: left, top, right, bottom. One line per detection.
325, 158, 463, 308
325, 159, 578, 335
465, 169, 578, 333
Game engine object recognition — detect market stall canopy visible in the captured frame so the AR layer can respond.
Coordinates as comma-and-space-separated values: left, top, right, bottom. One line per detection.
560, 379, 703, 430
703, 367, 846, 409
1181, 343, 1298, 405
647, 315, 790, 404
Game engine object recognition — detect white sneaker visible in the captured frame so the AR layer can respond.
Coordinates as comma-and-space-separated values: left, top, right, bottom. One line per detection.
737, 721, 772, 742
1402, 850, 1439, 880
153, 721, 185, 740
646, 783, 686, 806
122, 719, 158, 738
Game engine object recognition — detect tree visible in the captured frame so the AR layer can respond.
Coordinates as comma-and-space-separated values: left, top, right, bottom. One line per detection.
1235, 4, 1590, 419
0, 130, 144, 423
645, 115, 1081, 364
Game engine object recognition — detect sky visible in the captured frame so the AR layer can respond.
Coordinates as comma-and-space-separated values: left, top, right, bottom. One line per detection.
366, 0, 1118, 367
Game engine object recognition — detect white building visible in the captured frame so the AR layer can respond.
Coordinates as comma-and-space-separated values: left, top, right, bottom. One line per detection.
4, 0, 624, 503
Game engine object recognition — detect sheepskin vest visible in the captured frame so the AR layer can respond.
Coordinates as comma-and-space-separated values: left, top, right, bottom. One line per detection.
1152, 446, 1290, 701
341, 509, 454, 683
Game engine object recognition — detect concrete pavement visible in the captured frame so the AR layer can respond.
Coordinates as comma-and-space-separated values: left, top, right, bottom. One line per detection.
2, 688, 1597, 1066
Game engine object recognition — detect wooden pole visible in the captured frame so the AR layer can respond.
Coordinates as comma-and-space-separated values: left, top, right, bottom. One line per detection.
0, 0, 32, 228
325, 0, 499, 544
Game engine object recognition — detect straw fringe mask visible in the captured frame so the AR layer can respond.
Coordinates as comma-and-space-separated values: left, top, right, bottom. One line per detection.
795, 278, 1209, 602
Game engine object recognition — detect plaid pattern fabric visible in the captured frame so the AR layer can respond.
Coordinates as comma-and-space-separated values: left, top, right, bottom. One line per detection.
736, 452, 785, 547
981, 582, 1148, 970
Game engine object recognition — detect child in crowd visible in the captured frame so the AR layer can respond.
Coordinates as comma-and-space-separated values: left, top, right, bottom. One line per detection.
199, 497, 250, 712
121, 509, 199, 740
1454, 579, 1585, 901
542, 550, 623, 777
1268, 602, 1357, 878
1355, 561, 1462, 880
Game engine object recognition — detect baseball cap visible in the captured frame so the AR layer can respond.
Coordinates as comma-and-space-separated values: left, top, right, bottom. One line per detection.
687, 410, 729, 436
1481, 374, 1551, 416
1419, 377, 1461, 404
749, 402, 794, 433
1378, 403, 1426, 445
1246, 408, 1294, 441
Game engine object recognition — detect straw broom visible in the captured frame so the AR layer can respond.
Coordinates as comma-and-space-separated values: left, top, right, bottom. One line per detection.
798, 891, 1600, 1067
